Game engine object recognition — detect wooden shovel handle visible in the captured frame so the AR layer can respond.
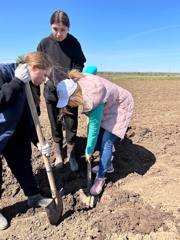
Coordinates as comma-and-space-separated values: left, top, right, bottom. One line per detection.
25, 83, 58, 200
87, 159, 92, 192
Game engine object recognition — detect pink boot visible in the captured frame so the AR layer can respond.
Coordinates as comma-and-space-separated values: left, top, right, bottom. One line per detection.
90, 177, 105, 196
92, 164, 114, 174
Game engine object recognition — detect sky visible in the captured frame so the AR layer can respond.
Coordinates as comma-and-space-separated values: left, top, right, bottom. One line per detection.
0, 0, 179, 72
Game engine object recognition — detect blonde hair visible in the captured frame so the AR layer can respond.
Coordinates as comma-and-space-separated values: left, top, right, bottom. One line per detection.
68, 69, 84, 81
22, 52, 52, 70
69, 84, 83, 105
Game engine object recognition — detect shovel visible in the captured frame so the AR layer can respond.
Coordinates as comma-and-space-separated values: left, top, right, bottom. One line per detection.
25, 82, 63, 225
75, 155, 96, 208
86, 156, 96, 208
86, 156, 92, 192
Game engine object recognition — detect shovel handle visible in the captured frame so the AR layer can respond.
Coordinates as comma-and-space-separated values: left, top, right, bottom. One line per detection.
87, 160, 92, 192
25, 83, 59, 201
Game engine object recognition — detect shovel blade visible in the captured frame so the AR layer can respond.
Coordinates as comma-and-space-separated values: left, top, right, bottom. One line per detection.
39, 197, 63, 225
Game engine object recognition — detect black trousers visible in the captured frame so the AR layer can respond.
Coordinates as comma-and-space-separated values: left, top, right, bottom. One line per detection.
0, 129, 39, 197
46, 102, 78, 145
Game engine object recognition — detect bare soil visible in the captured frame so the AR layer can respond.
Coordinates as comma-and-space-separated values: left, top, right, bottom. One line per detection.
0, 75, 180, 240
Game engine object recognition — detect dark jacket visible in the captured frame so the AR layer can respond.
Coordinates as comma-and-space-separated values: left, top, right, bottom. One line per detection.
0, 64, 38, 153
37, 34, 86, 103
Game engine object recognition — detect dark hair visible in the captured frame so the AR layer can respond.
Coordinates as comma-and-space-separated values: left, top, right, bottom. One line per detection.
50, 10, 70, 28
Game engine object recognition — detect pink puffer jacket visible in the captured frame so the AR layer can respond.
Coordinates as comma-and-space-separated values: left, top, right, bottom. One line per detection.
78, 74, 134, 139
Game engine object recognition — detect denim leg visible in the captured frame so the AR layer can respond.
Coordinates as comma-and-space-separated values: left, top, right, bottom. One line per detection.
97, 130, 117, 178
0, 156, 2, 198
94, 128, 105, 152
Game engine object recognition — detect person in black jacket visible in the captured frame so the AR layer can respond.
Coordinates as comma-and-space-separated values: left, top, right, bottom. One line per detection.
37, 10, 86, 171
0, 52, 52, 230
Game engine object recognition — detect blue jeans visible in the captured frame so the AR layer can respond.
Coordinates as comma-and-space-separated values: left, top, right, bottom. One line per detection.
95, 128, 117, 178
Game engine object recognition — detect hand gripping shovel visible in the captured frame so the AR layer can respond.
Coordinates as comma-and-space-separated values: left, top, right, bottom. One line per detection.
25, 83, 63, 225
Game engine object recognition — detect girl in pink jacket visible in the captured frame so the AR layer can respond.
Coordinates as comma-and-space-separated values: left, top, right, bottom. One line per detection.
56, 70, 134, 196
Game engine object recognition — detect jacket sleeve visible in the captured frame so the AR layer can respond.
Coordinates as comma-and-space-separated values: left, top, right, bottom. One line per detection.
43, 79, 58, 103
71, 40, 86, 71
23, 103, 39, 146
85, 103, 105, 155
0, 73, 24, 112
29, 118, 39, 146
